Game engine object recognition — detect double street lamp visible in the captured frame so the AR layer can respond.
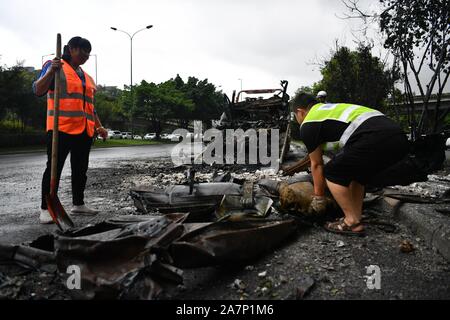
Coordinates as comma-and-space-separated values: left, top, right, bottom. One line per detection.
110, 25, 153, 134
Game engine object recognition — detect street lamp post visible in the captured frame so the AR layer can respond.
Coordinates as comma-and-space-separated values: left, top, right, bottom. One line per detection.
41, 53, 54, 67
110, 25, 153, 135
238, 78, 243, 102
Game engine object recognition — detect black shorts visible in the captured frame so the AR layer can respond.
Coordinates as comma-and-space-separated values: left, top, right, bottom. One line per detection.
324, 130, 409, 187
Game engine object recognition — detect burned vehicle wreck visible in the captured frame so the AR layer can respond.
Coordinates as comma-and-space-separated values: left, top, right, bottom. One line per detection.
214, 80, 292, 166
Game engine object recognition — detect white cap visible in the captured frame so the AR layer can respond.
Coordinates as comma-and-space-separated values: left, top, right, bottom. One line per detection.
317, 91, 327, 98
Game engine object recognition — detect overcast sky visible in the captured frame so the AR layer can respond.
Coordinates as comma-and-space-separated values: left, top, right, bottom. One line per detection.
0, 0, 407, 97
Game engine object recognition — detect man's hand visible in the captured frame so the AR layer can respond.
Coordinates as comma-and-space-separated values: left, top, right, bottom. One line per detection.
96, 127, 108, 140
308, 195, 327, 215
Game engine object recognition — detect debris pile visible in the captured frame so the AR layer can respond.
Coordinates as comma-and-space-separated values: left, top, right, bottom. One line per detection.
389, 174, 450, 199
0, 172, 305, 299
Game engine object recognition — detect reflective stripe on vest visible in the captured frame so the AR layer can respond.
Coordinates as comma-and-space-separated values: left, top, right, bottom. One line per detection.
46, 61, 96, 137
48, 92, 94, 105
339, 110, 383, 146
302, 103, 384, 150
47, 110, 95, 122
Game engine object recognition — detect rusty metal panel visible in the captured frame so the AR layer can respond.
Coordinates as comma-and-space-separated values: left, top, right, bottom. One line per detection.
54, 214, 187, 299
170, 219, 297, 268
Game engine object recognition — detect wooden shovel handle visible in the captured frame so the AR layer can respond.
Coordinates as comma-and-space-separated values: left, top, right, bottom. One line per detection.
50, 34, 62, 196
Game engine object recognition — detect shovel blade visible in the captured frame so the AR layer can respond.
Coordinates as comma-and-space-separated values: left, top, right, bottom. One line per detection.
46, 194, 75, 231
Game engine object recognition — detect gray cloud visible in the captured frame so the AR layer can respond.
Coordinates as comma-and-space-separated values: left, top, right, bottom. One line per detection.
3, 0, 425, 97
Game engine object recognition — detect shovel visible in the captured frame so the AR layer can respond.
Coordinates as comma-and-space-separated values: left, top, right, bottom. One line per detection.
45, 33, 75, 231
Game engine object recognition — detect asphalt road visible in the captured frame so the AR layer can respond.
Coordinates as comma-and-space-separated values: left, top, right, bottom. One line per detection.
0, 144, 175, 169
0, 144, 175, 237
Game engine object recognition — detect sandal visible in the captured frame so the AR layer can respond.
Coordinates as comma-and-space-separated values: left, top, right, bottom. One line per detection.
324, 218, 366, 237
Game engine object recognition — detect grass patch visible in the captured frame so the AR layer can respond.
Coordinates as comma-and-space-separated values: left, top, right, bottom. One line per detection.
92, 138, 168, 148
0, 119, 39, 134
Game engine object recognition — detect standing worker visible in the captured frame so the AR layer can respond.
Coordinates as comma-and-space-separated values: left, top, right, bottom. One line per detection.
292, 92, 408, 236
33, 36, 108, 224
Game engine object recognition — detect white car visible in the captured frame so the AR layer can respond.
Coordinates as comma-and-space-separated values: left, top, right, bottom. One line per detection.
144, 133, 156, 140
109, 130, 122, 139
446, 137, 450, 149
133, 135, 143, 140
168, 133, 183, 141
160, 133, 170, 140
121, 132, 133, 139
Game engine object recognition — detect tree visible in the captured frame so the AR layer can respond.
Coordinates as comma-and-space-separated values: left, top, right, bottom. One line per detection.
0, 63, 44, 132
94, 90, 123, 128
380, 0, 450, 134
176, 76, 224, 127
342, 0, 450, 136
318, 44, 391, 110
293, 86, 314, 96
0, 65, 9, 121
134, 80, 194, 137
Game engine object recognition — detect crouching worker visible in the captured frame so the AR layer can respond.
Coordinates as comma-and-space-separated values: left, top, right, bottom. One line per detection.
292, 93, 408, 236
33, 36, 108, 224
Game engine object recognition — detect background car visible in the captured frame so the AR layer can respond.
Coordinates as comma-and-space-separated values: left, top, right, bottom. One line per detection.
144, 133, 156, 140
133, 135, 143, 140
446, 137, 450, 149
121, 132, 133, 139
167, 133, 183, 141
109, 130, 122, 139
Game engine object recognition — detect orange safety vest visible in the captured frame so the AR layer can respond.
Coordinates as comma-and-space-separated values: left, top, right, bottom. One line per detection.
47, 61, 96, 137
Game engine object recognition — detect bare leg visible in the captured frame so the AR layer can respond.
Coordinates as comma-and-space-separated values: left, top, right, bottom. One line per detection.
350, 180, 365, 215
326, 179, 364, 231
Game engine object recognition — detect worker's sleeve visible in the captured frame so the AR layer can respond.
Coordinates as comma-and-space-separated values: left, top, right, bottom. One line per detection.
32, 60, 54, 97
299, 122, 321, 153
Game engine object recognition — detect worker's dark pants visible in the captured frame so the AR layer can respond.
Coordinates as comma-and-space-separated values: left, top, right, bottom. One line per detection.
41, 130, 92, 210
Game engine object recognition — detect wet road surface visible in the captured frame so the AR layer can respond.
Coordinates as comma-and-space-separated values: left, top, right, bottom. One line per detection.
0, 144, 174, 237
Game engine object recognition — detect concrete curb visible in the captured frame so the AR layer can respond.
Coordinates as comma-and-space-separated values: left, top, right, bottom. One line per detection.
388, 200, 450, 262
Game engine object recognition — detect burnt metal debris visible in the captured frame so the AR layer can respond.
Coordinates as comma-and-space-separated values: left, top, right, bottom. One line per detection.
0, 211, 297, 299
54, 214, 187, 299
130, 170, 332, 220
130, 182, 243, 220
170, 219, 297, 269
0, 214, 188, 299
0, 243, 56, 273
215, 80, 291, 164
0, 174, 306, 299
